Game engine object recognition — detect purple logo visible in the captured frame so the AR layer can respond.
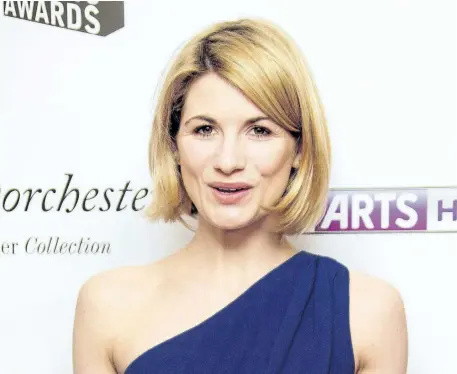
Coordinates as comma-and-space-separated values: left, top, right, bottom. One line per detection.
314, 187, 457, 233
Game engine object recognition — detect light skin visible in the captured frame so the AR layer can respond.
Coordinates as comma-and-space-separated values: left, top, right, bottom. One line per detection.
72, 72, 408, 374
174, 72, 301, 266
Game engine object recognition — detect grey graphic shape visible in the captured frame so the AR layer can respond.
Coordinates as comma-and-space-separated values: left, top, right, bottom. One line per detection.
2, 1, 124, 36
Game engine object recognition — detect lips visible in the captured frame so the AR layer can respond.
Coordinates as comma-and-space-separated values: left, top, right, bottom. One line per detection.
208, 182, 252, 191
212, 186, 250, 193
208, 182, 253, 204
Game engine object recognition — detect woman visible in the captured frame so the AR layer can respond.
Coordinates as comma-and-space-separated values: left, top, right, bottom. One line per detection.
73, 18, 408, 373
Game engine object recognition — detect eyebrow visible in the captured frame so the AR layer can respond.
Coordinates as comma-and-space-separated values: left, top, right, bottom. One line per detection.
183, 115, 271, 126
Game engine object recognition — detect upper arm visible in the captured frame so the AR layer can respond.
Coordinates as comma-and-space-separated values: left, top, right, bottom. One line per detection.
351, 272, 408, 374
72, 274, 117, 374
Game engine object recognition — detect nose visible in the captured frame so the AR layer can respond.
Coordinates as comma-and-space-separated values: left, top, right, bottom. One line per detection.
213, 134, 246, 174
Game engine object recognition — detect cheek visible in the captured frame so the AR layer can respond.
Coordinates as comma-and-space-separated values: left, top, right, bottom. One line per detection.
249, 143, 294, 175
179, 155, 205, 183
248, 144, 295, 201
177, 140, 212, 192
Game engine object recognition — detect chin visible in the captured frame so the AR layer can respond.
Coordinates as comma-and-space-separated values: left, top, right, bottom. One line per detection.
211, 220, 251, 231
203, 208, 263, 231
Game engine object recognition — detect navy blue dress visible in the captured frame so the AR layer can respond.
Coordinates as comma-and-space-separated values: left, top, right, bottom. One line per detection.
124, 250, 355, 373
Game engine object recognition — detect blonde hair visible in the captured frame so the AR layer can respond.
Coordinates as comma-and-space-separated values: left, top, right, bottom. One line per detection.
144, 17, 331, 235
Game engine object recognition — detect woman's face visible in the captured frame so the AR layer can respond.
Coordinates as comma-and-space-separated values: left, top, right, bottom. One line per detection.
176, 72, 300, 231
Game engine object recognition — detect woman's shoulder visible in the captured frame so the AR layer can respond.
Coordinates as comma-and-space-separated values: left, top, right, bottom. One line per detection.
77, 265, 144, 303
75, 259, 167, 316
349, 270, 404, 306
348, 269, 406, 337
348, 270, 408, 372
73, 260, 171, 371
348, 269, 406, 341
73, 260, 168, 345
309, 252, 403, 302
307, 254, 405, 325
307, 253, 407, 372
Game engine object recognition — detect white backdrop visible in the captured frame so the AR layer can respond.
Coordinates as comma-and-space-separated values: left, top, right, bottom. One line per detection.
0, 1, 456, 373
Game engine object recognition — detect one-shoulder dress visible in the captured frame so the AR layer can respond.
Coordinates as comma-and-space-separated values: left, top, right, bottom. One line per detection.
124, 250, 355, 373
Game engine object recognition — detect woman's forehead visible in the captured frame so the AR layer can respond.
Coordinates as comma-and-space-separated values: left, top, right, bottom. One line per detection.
182, 114, 272, 128
182, 76, 267, 123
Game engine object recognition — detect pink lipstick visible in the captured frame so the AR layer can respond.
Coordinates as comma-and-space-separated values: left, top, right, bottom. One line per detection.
208, 182, 253, 205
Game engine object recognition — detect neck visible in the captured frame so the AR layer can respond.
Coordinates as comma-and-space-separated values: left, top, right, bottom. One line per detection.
178, 216, 298, 272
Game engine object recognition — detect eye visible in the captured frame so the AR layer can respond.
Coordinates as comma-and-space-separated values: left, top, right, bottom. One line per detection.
194, 124, 214, 137
250, 126, 272, 138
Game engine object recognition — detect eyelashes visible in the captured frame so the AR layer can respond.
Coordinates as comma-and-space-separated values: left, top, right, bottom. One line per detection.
193, 125, 273, 139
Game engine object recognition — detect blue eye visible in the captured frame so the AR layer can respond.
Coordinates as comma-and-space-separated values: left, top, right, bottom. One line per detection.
193, 125, 272, 138
194, 125, 213, 137
251, 126, 271, 138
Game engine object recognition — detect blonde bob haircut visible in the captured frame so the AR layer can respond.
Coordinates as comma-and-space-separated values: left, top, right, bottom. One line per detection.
144, 17, 331, 236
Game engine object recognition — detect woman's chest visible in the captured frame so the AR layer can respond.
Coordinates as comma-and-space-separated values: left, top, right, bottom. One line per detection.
111, 288, 248, 373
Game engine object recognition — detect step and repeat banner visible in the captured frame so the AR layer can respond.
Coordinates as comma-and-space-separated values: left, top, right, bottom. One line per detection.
1, 1, 456, 373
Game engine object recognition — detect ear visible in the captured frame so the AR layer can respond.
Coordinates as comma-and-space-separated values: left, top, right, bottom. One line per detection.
174, 151, 180, 165
171, 142, 180, 165
292, 151, 301, 169
292, 136, 302, 169
292, 143, 302, 169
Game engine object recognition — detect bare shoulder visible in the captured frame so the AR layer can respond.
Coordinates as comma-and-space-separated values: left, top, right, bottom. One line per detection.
76, 265, 144, 312
349, 271, 408, 374
72, 262, 163, 373
349, 271, 405, 313
74, 261, 165, 332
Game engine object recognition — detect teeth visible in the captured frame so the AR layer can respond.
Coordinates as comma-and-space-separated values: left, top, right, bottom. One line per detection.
217, 188, 242, 192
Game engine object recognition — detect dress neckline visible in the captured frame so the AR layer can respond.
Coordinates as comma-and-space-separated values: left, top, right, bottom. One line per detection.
124, 250, 307, 373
